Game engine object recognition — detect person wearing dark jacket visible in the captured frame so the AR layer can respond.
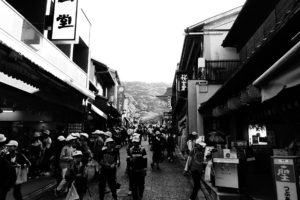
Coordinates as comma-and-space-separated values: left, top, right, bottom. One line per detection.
5, 140, 31, 200
98, 138, 119, 200
166, 132, 175, 162
151, 131, 164, 170
0, 134, 17, 200
127, 136, 147, 200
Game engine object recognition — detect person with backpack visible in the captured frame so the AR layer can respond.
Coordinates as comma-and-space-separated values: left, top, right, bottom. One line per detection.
127, 136, 147, 200
185, 138, 206, 200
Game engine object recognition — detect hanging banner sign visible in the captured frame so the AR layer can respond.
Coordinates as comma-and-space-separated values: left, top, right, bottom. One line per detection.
51, 0, 78, 41
178, 73, 188, 92
117, 86, 125, 112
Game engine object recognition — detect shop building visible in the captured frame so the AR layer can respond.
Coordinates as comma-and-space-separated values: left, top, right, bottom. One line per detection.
90, 59, 121, 130
199, 0, 300, 199
0, 0, 95, 141
171, 7, 241, 145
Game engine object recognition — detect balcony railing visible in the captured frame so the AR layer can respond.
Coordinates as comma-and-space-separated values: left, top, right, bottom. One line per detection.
199, 60, 241, 83
0, 1, 93, 98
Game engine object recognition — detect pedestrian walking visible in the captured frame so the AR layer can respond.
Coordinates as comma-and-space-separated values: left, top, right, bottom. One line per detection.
0, 134, 17, 200
151, 131, 164, 170
53, 136, 66, 188
98, 138, 119, 200
186, 138, 206, 200
5, 140, 31, 200
184, 131, 198, 176
127, 136, 147, 200
66, 150, 88, 200
56, 135, 76, 194
28, 131, 43, 178
166, 131, 175, 162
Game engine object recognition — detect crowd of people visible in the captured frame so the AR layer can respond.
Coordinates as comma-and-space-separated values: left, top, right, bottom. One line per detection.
0, 123, 207, 200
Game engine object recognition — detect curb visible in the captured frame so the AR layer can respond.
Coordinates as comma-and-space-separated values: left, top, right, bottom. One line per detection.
23, 182, 56, 200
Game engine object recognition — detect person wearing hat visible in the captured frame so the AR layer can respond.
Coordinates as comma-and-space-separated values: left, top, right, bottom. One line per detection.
0, 135, 17, 200
186, 138, 206, 200
41, 130, 53, 176
127, 136, 147, 200
67, 150, 87, 200
28, 131, 43, 178
6, 140, 31, 200
56, 135, 76, 193
92, 130, 105, 163
150, 131, 164, 170
187, 131, 198, 154
52, 136, 66, 189
98, 138, 119, 200
77, 133, 92, 166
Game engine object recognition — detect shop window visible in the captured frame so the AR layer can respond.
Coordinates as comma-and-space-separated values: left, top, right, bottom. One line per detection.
73, 37, 89, 72
248, 124, 267, 145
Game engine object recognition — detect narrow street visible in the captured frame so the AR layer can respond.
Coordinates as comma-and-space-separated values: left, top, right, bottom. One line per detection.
37, 140, 206, 200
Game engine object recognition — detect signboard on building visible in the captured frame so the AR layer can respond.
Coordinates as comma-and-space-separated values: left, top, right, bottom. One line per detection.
51, 0, 79, 42
67, 123, 83, 133
273, 157, 299, 200
167, 96, 172, 110
117, 86, 125, 112
177, 73, 188, 92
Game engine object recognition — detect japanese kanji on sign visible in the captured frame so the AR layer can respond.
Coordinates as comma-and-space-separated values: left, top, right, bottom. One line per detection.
272, 157, 299, 200
51, 0, 78, 41
177, 73, 188, 92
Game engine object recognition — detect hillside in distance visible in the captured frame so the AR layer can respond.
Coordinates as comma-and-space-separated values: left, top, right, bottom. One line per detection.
123, 82, 171, 122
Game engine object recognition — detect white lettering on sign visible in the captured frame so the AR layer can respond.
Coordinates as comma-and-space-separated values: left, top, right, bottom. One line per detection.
278, 159, 289, 164
180, 74, 188, 91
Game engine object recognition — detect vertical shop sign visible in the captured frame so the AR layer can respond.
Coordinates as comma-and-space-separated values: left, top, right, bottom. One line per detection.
51, 0, 78, 41
273, 157, 299, 200
178, 73, 188, 92
167, 96, 172, 110
117, 86, 125, 112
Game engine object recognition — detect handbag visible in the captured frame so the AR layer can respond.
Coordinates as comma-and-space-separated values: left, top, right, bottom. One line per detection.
15, 166, 28, 184
65, 181, 79, 200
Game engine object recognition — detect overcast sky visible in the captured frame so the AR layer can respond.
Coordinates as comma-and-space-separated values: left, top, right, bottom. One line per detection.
83, 0, 245, 84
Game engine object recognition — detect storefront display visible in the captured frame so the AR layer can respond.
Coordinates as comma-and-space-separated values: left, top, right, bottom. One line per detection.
213, 158, 239, 189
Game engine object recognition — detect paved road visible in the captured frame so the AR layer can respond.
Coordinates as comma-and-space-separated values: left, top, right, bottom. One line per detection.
37, 140, 206, 200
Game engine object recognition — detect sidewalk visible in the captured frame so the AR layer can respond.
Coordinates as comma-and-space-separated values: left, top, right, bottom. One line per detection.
7, 176, 56, 200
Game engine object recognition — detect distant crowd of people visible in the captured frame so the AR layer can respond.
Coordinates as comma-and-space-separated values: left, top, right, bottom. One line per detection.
0, 123, 207, 200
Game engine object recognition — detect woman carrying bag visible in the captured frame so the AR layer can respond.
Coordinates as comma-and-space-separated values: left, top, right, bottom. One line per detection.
185, 138, 206, 200
5, 140, 31, 200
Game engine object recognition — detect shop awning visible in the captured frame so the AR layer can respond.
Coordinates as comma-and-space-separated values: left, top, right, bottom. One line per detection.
253, 41, 300, 102
94, 95, 121, 118
91, 104, 107, 119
